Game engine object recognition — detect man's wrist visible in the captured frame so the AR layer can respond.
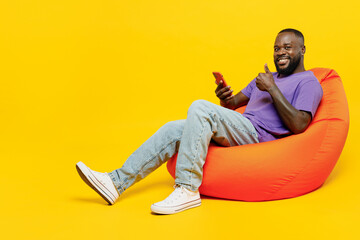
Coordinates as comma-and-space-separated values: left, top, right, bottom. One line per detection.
267, 84, 279, 96
220, 100, 234, 109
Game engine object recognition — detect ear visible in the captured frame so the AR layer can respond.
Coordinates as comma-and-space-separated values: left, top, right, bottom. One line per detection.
302, 45, 306, 55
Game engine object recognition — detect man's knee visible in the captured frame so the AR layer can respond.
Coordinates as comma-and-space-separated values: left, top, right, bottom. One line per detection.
188, 100, 214, 115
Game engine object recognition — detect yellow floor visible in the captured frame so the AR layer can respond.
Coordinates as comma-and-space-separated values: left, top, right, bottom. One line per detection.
1, 1, 359, 239
1, 126, 358, 239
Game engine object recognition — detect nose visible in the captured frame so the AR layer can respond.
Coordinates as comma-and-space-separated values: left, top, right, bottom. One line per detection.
277, 48, 286, 55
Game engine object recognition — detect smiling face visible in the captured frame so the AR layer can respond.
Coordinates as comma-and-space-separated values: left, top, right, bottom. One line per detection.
273, 32, 305, 77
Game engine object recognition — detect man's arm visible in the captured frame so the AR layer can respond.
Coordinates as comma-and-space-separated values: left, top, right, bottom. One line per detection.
267, 86, 311, 134
256, 64, 312, 134
215, 81, 250, 110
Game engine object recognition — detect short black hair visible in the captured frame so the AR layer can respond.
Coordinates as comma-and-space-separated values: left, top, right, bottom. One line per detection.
279, 28, 304, 45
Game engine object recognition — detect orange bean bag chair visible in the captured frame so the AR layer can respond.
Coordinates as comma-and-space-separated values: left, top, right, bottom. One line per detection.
167, 68, 349, 201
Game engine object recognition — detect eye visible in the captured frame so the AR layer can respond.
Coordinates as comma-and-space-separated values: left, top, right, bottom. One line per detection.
285, 46, 291, 50
274, 47, 279, 52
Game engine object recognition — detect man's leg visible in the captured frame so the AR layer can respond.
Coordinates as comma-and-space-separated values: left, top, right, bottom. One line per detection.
151, 100, 258, 214
108, 120, 185, 194
76, 120, 185, 204
175, 100, 259, 190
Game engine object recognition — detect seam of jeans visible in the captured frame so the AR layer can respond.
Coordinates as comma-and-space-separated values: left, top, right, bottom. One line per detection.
108, 172, 125, 194
116, 171, 125, 186
189, 116, 207, 191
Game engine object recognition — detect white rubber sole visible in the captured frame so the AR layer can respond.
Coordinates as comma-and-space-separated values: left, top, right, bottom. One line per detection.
151, 198, 202, 214
76, 161, 118, 205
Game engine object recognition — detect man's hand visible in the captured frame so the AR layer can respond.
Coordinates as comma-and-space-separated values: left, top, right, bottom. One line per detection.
215, 80, 250, 110
256, 64, 276, 92
215, 81, 234, 108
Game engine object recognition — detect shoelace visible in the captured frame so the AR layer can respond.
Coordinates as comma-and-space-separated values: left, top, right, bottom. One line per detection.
91, 168, 109, 184
163, 186, 186, 203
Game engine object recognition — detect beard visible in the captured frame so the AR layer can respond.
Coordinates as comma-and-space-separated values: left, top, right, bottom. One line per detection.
275, 52, 302, 76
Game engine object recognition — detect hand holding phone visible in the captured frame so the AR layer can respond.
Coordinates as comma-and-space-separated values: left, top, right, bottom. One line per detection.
213, 72, 235, 108
213, 71, 232, 98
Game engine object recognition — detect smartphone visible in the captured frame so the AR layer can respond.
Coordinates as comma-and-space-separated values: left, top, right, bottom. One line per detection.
212, 72, 229, 87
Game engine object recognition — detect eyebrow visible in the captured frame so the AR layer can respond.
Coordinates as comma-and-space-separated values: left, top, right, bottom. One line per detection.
274, 43, 293, 47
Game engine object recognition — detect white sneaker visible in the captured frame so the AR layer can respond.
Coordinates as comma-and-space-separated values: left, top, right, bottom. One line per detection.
151, 185, 201, 214
76, 161, 119, 205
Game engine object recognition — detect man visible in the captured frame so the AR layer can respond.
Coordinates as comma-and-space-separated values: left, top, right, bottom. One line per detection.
76, 28, 323, 214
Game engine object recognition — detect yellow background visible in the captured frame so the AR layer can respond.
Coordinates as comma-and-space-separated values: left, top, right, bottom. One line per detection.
1, 0, 359, 239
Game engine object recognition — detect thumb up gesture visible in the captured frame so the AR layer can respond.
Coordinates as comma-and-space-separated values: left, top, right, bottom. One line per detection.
256, 64, 276, 92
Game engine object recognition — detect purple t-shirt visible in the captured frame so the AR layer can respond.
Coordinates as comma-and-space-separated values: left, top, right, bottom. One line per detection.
241, 71, 323, 142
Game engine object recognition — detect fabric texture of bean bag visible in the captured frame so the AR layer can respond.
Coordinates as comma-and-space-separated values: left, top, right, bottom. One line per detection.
166, 68, 349, 201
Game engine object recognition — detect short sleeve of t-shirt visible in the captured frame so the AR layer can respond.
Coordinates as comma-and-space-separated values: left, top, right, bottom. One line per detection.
293, 80, 323, 119
241, 79, 256, 98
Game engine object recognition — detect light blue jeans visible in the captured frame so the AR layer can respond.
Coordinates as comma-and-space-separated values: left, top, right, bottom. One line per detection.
108, 100, 259, 194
